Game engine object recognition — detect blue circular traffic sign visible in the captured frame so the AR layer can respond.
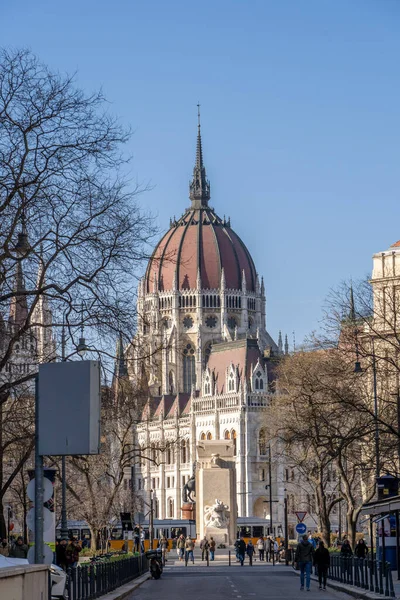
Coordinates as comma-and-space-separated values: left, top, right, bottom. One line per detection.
296, 523, 307, 535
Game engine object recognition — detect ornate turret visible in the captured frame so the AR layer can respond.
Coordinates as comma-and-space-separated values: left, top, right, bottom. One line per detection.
189, 104, 210, 209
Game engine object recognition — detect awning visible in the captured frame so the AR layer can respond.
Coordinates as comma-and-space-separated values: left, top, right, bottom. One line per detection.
360, 495, 400, 516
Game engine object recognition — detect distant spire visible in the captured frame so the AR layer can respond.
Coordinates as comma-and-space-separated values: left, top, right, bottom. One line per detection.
14, 207, 30, 255
189, 103, 210, 208
284, 334, 289, 355
349, 285, 356, 322
116, 332, 128, 378
9, 262, 28, 330
278, 330, 283, 353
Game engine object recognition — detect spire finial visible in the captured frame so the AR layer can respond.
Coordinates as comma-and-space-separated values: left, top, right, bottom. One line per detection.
189, 104, 210, 208
349, 284, 356, 322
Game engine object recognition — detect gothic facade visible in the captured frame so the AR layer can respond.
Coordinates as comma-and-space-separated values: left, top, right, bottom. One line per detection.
129, 121, 290, 528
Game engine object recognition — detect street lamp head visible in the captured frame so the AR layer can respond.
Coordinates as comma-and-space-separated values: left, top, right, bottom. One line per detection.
77, 337, 88, 356
354, 361, 363, 374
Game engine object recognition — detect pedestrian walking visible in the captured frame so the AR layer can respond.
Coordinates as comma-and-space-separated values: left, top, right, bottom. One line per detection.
9, 536, 28, 559
209, 536, 216, 561
133, 529, 140, 553
246, 540, 255, 566
257, 536, 265, 561
354, 539, 368, 559
184, 536, 195, 565
159, 535, 168, 564
266, 536, 274, 562
273, 539, 279, 562
200, 536, 209, 560
314, 540, 330, 590
295, 534, 315, 591
177, 534, 185, 561
237, 536, 246, 566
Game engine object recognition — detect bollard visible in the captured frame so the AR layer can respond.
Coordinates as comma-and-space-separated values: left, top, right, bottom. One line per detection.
207, 551, 209, 567
229, 550, 231, 566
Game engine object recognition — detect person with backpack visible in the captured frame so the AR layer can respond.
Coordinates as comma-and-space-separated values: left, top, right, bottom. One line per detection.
314, 540, 330, 590
257, 536, 265, 561
237, 536, 246, 566
209, 536, 216, 561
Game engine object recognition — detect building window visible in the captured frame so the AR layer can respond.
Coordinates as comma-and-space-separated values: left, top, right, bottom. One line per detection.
206, 432, 212, 440
227, 316, 237, 330
224, 430, 231, 440
200, 432, 206, 440
259, 429, 267, 455
259, 468, 266, 481
204, 343, 212, 367
183, 316, 194, 329
181, 439, 188, 464
206, 315, 217, 328
183, 344, 196, 393
228, 372, 235, 392
168, 498, 174, 518
204, 375, 211, 395
138, 479, 142, 490
231, 429, 237, 455
169, 371, 175, 394
167, 476, 171, 488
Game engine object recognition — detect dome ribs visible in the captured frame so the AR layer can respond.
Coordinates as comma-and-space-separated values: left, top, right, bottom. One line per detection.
176, 210, 195, 290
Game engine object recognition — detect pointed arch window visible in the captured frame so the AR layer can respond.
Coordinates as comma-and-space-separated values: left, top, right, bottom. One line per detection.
168, 498, 174, 518
200, 432, 206, 441
206, 432, 212, 440
231, 429, 237, 455
254, 370, 264, 391
224, 430, 231, 440
228, 371, 235, 392
183, 343, 196, 393
204, 374, 211, 395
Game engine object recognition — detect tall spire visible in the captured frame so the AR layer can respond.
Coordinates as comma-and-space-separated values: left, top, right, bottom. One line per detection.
189, 103, 210, 208
349, 285, 356, 322
9, 262, 28, 330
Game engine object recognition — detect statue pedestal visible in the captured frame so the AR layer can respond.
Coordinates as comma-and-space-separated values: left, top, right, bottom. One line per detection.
205, 526, 229, 545
181, 502, 196, 520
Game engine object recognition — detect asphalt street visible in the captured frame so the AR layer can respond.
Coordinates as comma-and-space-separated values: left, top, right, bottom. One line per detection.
128, 561, 351, 600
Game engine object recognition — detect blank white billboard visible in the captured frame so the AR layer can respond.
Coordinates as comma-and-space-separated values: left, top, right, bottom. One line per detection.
38, 361, 101, 456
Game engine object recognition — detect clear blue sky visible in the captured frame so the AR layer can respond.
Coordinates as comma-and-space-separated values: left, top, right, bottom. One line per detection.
1, 0, 399, 345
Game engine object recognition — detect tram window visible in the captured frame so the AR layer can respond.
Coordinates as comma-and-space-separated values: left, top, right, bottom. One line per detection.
239, 526, 251, 537
171, 527, 187, 538
253, 526, 264, 538
111, 528, 123, 540
82, 529, 91, 540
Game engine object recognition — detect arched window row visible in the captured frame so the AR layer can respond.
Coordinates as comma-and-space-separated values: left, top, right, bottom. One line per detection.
160, 296, 172, 309
224, 429, 237, 454
247, 298, 256, 311
202, 295, 221, 308
179, 295, 196, 308
226, 295, 241, 309
200, 432, 213, 441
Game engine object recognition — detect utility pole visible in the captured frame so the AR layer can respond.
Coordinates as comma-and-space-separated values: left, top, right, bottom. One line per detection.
60, 322, 68, 542
268, 444, 275, 566
284, 491, 289, 565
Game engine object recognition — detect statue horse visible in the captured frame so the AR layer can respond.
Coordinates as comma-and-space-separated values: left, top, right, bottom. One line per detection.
182, 474, 196, 503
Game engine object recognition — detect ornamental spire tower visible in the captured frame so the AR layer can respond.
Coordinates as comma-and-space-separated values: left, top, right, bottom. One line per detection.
189, 103, 210, 208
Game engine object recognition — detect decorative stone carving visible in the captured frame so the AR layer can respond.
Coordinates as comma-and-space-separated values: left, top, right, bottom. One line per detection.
204, 499, 230, 529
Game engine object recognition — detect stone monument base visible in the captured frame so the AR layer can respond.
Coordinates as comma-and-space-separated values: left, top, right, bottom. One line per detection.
205, 526, 229, 545
181, 502, 196, 520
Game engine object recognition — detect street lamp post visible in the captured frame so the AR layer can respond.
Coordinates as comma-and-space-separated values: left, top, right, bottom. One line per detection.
59, 315, 88, 542
284, 490, 289, 565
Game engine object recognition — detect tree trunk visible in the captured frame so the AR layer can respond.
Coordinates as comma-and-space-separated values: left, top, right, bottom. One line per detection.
316, 479, 331, 547
347, 510, 358, 550
89, 526, 99, 552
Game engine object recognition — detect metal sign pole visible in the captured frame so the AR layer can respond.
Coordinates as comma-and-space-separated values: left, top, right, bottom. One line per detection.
34, 375, 44, 563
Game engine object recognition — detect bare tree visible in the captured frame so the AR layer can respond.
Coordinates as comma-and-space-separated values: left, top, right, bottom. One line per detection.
0, 47, 158, 537
273, 349, 375, 547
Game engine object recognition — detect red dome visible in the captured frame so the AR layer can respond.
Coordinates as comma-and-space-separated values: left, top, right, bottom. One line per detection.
145, 208, 257, 293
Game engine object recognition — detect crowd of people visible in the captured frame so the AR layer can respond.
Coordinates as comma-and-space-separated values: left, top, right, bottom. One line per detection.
0, 536, 29, 558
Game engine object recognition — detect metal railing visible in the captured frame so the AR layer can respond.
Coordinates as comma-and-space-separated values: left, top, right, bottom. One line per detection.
66, 554, 148, 600
329, 556, 395, 598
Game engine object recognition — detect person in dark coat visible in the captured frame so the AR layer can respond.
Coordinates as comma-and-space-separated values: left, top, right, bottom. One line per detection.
295, 534, 315, 591
237, 537, 246, 566
246, 540, 255, 566
354, 539, 368, 559
340, 539, 353, 557
314, 540, 330, 590
9, 536, 28, 559
56, 539, 68, 571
